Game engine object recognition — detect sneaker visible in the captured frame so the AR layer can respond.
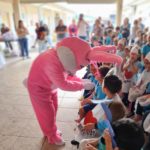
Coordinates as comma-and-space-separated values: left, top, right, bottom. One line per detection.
48, 133, 65, 146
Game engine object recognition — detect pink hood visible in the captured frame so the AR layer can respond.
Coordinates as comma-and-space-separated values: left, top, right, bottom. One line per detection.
56, 37, 122, 73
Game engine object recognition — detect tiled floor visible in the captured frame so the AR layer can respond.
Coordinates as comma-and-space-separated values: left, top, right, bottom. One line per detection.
0, 52, 84, 150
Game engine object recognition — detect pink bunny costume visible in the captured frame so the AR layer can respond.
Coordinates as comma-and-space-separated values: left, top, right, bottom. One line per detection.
27, 37, 122, 145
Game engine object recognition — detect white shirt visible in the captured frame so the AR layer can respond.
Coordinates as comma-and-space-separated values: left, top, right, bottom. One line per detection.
78, 20, 87, 37
137, 69, 150, 92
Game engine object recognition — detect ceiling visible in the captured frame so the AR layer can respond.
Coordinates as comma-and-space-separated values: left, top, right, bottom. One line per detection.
20, 0, 116, 4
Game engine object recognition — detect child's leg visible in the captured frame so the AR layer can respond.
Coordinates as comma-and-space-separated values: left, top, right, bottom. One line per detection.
75, 107, 85, 123
122, 93, 129, 107
134, 102, 143, 122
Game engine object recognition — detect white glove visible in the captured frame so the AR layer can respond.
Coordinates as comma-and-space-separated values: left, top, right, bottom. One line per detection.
81, 79, 92, 83
83, 81, 95, 90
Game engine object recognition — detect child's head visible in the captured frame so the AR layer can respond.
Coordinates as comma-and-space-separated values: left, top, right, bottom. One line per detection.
142, 34, 147, 43
91, 36, 100, 46
38, 26, 47, 40
130, 45, 139, 61
144, 52, 150, 71
90, 63, 97, 75
109, 101, 126, 122
117, 39, 125, 50
102, 75, 122, 95
112, 118, 145, 150
115, 26, 120, 33
124, 46, 130, 57
95, 66, 110, 84
107, 29, 113, 37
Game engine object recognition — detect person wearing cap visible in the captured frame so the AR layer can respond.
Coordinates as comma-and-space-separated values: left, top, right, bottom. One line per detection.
122, 45, 142, 116
128, 52, 150, 117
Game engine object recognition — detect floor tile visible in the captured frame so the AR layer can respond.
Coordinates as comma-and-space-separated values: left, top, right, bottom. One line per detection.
0, 135, 17, 150
42, 139, 74, 150
57, 108, 78, 122
21, 120, 43, 138
60, 97, 80, 109
13, 137, 44, 150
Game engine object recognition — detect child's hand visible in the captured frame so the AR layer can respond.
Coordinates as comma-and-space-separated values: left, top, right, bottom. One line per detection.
103, 129, 112, 143
81, 99, 92, 106
103, 129, 113, 150
83, 123, 95, 132
144, 94, 150, 99
85, 143, 97, 150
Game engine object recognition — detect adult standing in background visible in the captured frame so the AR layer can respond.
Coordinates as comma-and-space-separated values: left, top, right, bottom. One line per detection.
138, 17, 145, 31
121, 17, 130, 43
16, 20, 29, 59
55, 19, 67, 42
68, 19, 78, 37
1, 23, 13, 51
92, 19, 102, 41
77, 14, 88, 40
131, 19, 140, 44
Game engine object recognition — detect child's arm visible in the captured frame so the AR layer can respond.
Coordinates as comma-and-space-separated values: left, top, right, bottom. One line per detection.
81, 91, 95, 106
103, 129, 113, 150
85, 144, 98, 150
123, 60, 130, 71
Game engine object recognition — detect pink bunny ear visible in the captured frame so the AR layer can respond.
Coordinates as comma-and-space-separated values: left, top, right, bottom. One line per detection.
91, 45, 116, 54
87, 50, 122, 65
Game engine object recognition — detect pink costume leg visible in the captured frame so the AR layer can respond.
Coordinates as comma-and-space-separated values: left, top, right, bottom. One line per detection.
29, 91, 62, 144
51, 90, 58, 114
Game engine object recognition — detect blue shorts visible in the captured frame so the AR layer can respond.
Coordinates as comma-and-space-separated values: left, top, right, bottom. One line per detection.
83, 103, 97, 113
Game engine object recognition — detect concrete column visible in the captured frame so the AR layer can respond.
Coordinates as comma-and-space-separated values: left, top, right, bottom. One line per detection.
116, 0, 123, 26
13, 0, 21, 29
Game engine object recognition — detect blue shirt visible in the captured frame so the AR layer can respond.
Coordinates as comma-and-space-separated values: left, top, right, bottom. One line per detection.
93, 82, 106, 100
105, 36, 112, 45
117, 33, 123, 39
90, 75, 98, 85
141, 44, 150, 57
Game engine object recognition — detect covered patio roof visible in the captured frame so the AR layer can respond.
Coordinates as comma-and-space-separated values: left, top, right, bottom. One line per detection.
20, 0, 116, 4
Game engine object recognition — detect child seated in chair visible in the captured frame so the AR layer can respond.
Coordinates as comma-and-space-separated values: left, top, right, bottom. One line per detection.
79, 118, 144, 150
76, 66, 110, 122
133, 82, 150, 122
128, 52, 150, 117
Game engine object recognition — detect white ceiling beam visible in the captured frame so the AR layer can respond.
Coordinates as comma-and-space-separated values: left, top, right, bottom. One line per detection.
20, 0, 116, 4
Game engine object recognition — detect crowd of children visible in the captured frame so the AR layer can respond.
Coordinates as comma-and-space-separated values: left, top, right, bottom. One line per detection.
72, 17, 150, 150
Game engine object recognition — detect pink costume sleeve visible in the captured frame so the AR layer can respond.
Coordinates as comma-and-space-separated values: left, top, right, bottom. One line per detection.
43, 51, 83, 91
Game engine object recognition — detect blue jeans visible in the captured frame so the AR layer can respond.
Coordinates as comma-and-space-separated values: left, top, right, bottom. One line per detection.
18, 37, 29, 57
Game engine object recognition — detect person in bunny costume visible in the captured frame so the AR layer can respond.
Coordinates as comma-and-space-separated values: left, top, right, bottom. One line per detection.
27, 37, 122, 145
